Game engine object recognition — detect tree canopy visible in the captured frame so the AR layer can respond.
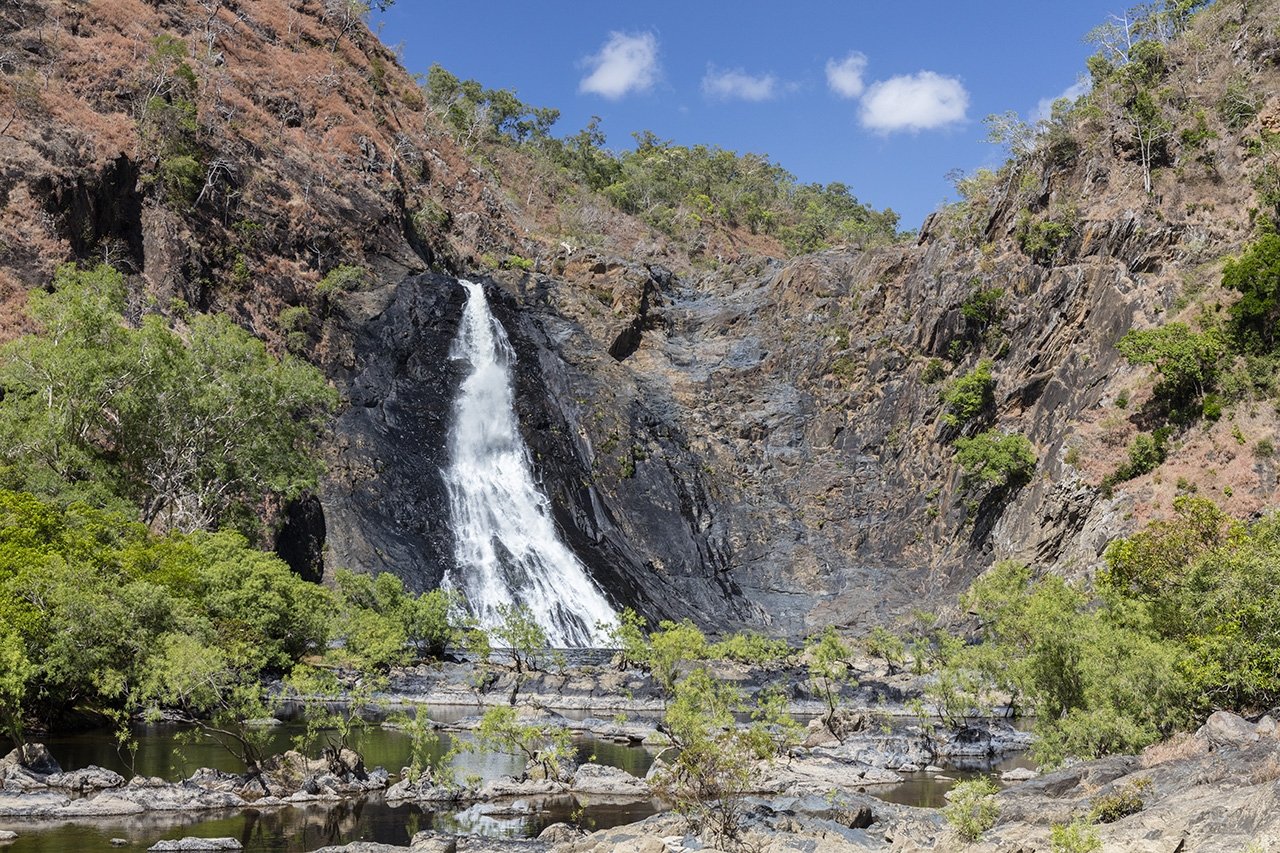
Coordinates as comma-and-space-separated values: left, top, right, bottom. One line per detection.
0, 263, 336, 535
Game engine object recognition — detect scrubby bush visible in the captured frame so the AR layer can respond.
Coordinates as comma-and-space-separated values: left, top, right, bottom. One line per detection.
1089, 778, 1150, 823
942, 359, 996, 432
709, 630, 791, 665
943, 777, 1000, 841
954, 430, 1036, 490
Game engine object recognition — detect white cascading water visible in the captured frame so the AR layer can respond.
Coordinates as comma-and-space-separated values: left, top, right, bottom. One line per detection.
443, 279, 617, 646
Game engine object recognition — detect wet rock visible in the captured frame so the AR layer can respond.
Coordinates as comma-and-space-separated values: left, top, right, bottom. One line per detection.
536, 824, 584, 843
1001, 766, 1038, 782
0, 790, 70, 816
478, 777, 567, 799
761, 753, 901, 797
407, 830, 458, 852
13, 744, 61, 775
185, 767, 248, 795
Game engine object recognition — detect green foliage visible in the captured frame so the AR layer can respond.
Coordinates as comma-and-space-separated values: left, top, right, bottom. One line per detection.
709, 630, 791, 665
421, 63, 903, 257
942, 777, 1000, 842
863, 625, 906, 674
1222, 232, 1280, 356
333, 569, 462, 668
1017, 215, 1076, 265
423, 63, 561, 145
648, 619, 709, 699
286, 664, 386, 759
1089, 778, 1150, 823
0, 264, 336, 536
1115, 322, 1227, 413
954, 430, 1036, 490
597, 606, 649, 669
922, 358, 948, 384
140, 632, 279, 778
1104, 431, 1169, 493
961, 286, 1006, 333
942, 359, 996, 432
1050, 817, 1101, 853
1218, 73, 1264, 130
955, 560, 1192, 766
0, 624, 31, 747
1100, 496, 1241, 601
491, 603, 554, 673
951, 496, 1280, 767
0, 489, 333, 741
196, 530, 335, 671
651, 666, 778, 843
317, 264, 371, 296
471, 704, 573, 781
806, 626, 855, 727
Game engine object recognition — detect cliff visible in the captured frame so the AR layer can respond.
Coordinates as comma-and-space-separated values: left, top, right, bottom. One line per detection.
3, 0, 1280, 637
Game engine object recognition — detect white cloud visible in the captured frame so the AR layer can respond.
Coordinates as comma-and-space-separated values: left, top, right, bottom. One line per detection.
859, 71, 969, 133
578, 31, 660, 99
826, 52, 867, 99
1032, 80, 1088, 122
702, 65, 778, 101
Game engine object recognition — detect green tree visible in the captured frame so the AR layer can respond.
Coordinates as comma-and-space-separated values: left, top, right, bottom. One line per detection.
647, 619, 709, 700
651, 666, 776, 843
491, 602, 553, 674
0, 264, 337, 535
1115, 322, 1226, 412
470, 704, 573, 781
0, 624, 31, 747
806, 626, 855, 729
1222, 232, 1280, 355
954, 430, 1036, 491
943, 777, 1000, 842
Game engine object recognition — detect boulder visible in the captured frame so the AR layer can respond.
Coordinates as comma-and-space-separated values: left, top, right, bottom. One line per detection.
570, 763, 651, 797
147, 839, 243, 851
407, 830, 459, 852
1196, 710, 1265, 750
0, 790, 70, 817
13, 744, 61, 775
46, 765, 126, 792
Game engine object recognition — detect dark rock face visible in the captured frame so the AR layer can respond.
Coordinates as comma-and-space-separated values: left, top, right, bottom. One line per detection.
316, 211, 1203, 638
319, 274, 468, 592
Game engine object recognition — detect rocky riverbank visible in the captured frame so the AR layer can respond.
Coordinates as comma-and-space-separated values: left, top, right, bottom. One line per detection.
2, 700, 1277, 851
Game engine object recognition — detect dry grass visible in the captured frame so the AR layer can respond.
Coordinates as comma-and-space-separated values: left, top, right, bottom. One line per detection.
1140, 731, 1209, 768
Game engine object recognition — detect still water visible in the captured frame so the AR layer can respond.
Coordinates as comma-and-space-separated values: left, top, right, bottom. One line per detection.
3, 719, 657, 853
2, 713, 1028, 852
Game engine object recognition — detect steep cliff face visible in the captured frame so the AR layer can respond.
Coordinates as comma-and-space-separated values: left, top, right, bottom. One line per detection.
6, 0, 1280, 637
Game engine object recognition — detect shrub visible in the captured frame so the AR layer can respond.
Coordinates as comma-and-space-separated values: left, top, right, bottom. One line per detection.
942, 359, 996, 431
922, 358, 948, 384
943, 777, 1000, 842
954, 430, 1036, 490
806, 627, 856, 728
1050, 817, 1101, 853
709, 630, 791, 665
471, 704, 573, 781
1254, 437, 1275, 458
651, 667, 777, 843
1089, 779, 1150, 823
316, 264, 371, 296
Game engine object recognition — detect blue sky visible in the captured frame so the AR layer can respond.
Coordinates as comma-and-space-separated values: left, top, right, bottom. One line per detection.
374, 2, 1118, 231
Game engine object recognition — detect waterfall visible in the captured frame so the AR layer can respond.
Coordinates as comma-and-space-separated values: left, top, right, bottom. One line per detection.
443, 279, 617, 647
